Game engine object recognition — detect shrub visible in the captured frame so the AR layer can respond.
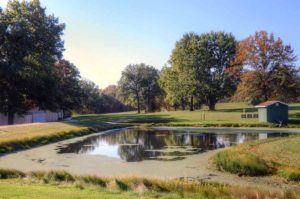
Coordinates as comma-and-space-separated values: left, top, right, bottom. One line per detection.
215, 149, 272, 176
81, 175, 107, 187
278, 167, 300, 181
43, 171, 75, 183
0, 169, 25, 179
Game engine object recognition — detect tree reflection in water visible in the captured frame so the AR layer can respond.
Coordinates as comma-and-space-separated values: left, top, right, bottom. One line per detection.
57, 128, 291, 162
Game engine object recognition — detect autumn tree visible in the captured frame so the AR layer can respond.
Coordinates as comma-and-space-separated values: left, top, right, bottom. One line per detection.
232, 31, 299, 104
0, 0, 65, 124
170, 32, 238, 111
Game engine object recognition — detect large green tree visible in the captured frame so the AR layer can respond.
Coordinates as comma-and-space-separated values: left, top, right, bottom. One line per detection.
0, 0, 65, 124
159, 66, 187, 110
118, 63, 161, 113
170, 32, 238, 110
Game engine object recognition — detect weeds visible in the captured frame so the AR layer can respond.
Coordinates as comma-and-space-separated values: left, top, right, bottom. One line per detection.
278, 167, 300, 181
215, 135, 300, 181
0, 169, 297, 198
0, 169, 25, 179
215, 148, 272, 176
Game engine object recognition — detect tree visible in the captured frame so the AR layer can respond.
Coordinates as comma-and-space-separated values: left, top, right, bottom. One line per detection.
0, 0, 65, 124
102, 85, 134, 113
170, 33, 198, 111
232, 31, 299, 104
170, 32, 238, 110
54, 59, 82, 117
159, 66, 186, 110
102, 85, 118, 98
140, 66, 162, 112
76, 79, 100, 114
118, 63, 161, 113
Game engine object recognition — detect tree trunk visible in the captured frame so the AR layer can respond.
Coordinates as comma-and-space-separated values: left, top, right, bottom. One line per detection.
181, 97, 185, 110
189, 96, 194, 111
207, 97, 216, 111
7, 109, 14, 125
136, 92, 141, 114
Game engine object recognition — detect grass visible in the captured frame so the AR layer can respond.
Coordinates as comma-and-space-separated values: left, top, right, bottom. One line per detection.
215, 135, 300, 181
74, 102, 300, 128
0, 169, 299, 199
0, 122, 129, 154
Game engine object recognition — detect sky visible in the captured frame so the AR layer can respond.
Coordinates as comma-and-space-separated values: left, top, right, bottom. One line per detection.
1, 0, 300, 88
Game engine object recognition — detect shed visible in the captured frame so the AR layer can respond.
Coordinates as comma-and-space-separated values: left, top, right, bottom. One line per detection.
255, 101, 288, 123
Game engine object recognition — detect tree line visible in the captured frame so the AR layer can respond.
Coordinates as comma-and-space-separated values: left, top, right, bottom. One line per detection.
1, 0, 299, 122
118, 31, 300, 112
0, 0, 131, 124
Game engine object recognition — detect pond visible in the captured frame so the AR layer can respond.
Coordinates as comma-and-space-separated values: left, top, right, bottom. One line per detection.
57, 127, 294, 162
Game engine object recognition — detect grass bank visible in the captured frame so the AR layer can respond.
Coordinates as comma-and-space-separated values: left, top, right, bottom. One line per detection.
0, 169, 299, 199
0, 122, 129, 154
215, 135, 300, 181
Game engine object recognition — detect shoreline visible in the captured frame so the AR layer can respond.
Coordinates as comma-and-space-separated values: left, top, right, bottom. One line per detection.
0, 126, 299, 191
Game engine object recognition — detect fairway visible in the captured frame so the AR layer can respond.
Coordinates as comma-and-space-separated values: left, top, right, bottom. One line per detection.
74, 102, 300, 127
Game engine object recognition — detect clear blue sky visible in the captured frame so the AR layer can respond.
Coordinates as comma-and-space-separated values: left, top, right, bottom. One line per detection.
1, 0, 300, 88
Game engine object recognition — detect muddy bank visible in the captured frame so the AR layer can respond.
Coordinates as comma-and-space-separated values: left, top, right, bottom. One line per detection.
0, 128, 298, 191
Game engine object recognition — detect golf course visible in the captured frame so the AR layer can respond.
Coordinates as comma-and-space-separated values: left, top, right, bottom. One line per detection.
0, 103, 300, 198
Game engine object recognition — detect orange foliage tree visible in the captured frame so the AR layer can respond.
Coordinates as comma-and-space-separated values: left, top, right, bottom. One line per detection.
232, 31, 300, 104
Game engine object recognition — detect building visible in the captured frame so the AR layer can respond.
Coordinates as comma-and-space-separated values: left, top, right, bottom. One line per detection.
0, 108, 63, 125
255, 101, 288, 123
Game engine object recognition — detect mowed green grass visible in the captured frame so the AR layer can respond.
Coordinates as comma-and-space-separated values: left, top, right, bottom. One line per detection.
74, 102, 257, 125
0, 179, 156, 199
75, 102, 300, 126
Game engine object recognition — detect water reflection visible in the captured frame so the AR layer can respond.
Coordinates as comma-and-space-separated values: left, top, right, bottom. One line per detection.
57, 128, 292, 162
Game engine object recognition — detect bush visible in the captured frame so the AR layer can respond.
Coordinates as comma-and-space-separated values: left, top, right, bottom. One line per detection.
215, 149, 272, 176
43, 171, 75, 183
0, 169, 25, 179
278, 167, 300, 181
81, 176, 107, 187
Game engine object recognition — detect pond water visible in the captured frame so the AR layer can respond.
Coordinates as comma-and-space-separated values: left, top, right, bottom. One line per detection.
57, 128, 294, 162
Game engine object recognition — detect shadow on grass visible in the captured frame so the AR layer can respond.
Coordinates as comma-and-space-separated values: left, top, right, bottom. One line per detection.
69, 113, 187, 128
288, 119, 300, 125
216, 107, 258, 113
289, 105, 300, 111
